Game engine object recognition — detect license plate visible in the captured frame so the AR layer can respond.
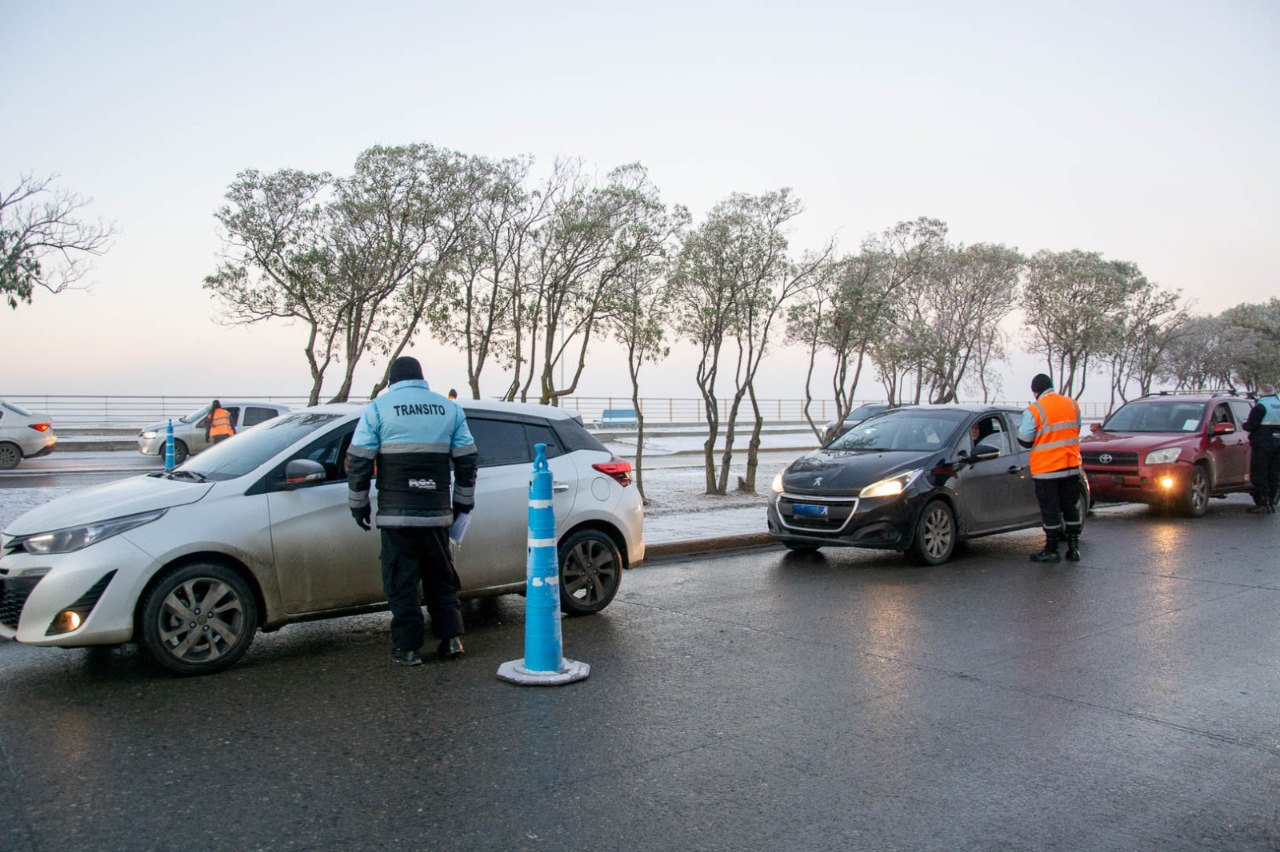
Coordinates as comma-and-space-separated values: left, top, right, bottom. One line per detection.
792, 503, 829, 518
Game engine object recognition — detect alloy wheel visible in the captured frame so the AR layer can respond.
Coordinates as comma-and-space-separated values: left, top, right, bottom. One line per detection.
1190, 470, 1209, 514
0, 443, 18, 470
561, 537, 620, 609
922, 505, 953, 560
157, 577, 247, 665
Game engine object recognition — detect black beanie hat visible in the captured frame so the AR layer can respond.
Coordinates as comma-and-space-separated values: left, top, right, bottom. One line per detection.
388, 356, 424, 384
1031, 373, 1053, 396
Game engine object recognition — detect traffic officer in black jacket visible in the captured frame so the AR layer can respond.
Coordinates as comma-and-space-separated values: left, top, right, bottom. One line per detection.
1244, 383, 1280, 515
346, 357, 479, 665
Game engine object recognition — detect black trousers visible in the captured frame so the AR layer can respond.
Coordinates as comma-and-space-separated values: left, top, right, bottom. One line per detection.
379, 527, 463, 651
1250, 444, 1280, 506
1034, 475, 1082, 535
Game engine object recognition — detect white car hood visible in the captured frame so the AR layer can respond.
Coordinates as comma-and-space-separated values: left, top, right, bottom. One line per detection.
3, 475, 213, 536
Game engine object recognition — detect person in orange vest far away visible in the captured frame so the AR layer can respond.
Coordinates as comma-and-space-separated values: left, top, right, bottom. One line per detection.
1016, 374, 1083, 563
206, 399, 235, 445
447, 388, 458, 400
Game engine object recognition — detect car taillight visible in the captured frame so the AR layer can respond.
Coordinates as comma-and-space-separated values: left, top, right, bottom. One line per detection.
28, 423, 51, 432
592, 459, 633, 487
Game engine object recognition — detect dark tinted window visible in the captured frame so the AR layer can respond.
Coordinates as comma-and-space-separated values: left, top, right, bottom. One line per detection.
828, 409, 966, 452
268, 423, 354, 489
244, 406, 278, 427
554, 416, 609, 453
470, 418, 531, 468
525, 423, 565, 459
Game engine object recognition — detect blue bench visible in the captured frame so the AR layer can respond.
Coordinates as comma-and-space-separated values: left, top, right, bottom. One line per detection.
594, 408, 639, 428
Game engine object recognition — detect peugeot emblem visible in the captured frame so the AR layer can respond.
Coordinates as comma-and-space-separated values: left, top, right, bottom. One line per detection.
813, 476, 824, 486
1099, 453, 1113, 464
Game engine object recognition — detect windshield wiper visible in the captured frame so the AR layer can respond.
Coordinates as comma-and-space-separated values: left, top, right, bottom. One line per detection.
167, 470, 207, 482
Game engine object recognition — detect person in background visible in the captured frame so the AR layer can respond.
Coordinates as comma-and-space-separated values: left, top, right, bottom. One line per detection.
1017, 374, 1084, 563
346, 357, 478, 666
1243, 383, 1280, 515
205, 399, 235, 445
447, 388, 458, 400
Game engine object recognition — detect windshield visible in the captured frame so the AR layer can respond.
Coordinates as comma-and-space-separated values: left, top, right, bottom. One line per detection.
179, 405, 210, 424
1105, 401, 1206, 434
176, 412, 342, 481
828, 409, 966, 452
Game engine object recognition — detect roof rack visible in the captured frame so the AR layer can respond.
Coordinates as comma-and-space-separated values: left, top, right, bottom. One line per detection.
1153, 389, 1238, 398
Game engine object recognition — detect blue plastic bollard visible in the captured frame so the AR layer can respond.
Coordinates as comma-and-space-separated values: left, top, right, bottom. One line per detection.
164, 419, 175, 471
496, 443, 590, 686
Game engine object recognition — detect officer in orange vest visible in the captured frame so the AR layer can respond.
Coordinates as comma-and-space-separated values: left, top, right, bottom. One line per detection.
205, 399, 235, 445
1016, 374, 1083, 563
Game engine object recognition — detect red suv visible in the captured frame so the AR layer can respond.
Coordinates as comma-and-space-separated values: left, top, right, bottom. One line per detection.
1080, 391, 1253, 517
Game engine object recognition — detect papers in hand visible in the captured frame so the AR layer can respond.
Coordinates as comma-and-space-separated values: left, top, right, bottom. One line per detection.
448, 512, 471, 545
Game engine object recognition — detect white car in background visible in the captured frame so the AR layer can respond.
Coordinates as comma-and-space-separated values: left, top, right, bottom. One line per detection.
0, 400, 57, 470
137, 401, 291, 464
0, 401, 643, 675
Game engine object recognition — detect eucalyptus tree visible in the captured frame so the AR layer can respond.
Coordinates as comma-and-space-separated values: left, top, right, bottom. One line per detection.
514, 162, 674, 406
1103, 282, 1185, 409
609, 251, 682, 500
1219, 299, 1280, 391
435, 155, 547, 399
915, 243, 1023, 404
367, 150, 495, 397
1158, 315, 1233, 390
792, 218, 947, 443
1, 173, 115, 312
673, 189, 826, 494
205, 168, 339, 405
1022, 250, 1145, 398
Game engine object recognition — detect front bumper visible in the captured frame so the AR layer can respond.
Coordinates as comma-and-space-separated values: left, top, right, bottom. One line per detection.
0, 535, 158, 646
138, 434, 165, 456
1085, 461, 1189, 504
766, 491, 924, 550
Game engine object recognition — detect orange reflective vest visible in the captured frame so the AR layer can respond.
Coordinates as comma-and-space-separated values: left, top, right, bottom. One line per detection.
209, 408, 234, 439
1027, 392, 1081, 477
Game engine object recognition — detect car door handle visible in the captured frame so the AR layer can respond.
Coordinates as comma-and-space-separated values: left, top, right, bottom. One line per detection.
553, 481, 570, 493
1006, 465, 1023, 475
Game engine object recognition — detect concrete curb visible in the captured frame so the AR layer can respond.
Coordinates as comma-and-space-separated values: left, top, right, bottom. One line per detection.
645, 531, 777, 559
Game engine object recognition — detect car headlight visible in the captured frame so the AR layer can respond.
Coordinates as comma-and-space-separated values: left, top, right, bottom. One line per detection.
15, 509, 167, 555
771, 471, 785, 493
141, 431, 157, 439
859, 469, 923, 499
1144, 448, 1181, 466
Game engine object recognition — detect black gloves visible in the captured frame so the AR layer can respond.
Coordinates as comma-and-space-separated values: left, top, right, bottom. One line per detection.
453, 503, 472, 521
351, 505, 371, 531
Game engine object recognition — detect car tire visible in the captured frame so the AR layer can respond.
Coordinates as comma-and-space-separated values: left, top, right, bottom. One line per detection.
140, 562, 258, 676
0, 442, 20, 471
172, 440, 189, 465
558, 529, 623, 616
906, 500, 957, 566
1178, 465, 1210, 518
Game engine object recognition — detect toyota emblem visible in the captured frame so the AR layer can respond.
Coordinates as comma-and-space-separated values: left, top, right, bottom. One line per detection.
1099, 453, 1113, 464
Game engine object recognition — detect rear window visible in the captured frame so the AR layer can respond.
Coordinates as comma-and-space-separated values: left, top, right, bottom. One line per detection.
243, 406, 279, 428
469, 418, 531, 468
553, 417, 609, 453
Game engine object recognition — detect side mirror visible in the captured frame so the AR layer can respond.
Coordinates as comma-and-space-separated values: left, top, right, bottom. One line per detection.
1089, 422, 1102, 434
972, 443, 1001, 462
1212, 422, 1235, 436
282, 459, 326, 489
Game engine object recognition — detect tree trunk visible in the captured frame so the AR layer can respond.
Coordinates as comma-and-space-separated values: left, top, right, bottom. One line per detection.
740, 385, 764, 492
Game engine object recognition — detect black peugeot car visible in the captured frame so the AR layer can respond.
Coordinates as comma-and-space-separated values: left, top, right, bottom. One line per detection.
767, 405, 1090, 565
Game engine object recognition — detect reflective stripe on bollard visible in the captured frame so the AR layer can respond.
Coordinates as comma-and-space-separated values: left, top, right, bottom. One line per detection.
497, 443, 590, 686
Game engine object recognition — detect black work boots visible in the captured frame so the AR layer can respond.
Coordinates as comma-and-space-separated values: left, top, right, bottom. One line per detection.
1029, 530, 1061, 563
1065, 534, 1082, 562
390, 648, 423, 666
437, 637, 465, 660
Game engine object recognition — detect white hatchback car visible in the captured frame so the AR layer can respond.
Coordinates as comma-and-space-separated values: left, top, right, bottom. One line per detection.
137, 401, 292, 464
0, 401, 643, 675
0, 400, 57, 470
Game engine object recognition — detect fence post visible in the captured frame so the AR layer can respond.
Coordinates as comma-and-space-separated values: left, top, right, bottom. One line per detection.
668, 398, 673, 423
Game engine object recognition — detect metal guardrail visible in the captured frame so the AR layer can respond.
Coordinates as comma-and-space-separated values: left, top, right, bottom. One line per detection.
0, 394, 1113, 428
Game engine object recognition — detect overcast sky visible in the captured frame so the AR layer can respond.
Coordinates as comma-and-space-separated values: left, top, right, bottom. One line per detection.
3, 1, 1277, 404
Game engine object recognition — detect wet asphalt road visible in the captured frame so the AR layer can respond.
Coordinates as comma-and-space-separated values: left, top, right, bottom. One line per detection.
1, 498, 1278, 850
